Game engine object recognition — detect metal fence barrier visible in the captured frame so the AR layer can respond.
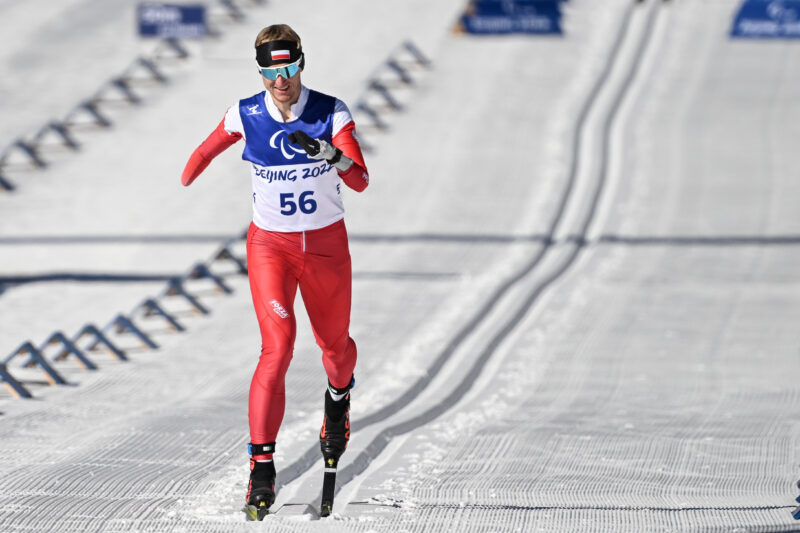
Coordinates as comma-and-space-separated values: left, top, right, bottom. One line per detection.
353, 41, 433, 153
0, 0, 265, 193
0, 234, 247, 399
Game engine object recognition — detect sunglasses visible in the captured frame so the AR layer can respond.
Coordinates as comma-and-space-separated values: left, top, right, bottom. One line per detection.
258, 57, 302, 81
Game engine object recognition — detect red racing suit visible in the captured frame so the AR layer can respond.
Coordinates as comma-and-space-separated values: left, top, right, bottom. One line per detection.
182, 86, 368, 457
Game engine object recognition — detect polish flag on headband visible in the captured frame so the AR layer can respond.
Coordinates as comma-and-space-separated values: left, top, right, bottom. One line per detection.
271, 50, 291, 61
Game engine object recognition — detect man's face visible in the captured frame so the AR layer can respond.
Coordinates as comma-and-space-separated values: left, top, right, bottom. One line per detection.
261, 64, 302, 107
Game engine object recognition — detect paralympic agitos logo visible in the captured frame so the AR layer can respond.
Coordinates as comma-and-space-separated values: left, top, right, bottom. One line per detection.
269, 130, 307, 160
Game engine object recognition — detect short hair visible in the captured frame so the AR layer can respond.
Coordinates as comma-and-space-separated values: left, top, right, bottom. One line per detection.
254, 24, 301, 48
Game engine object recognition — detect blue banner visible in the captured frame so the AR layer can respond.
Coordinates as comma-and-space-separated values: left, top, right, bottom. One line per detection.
138, 3, 207, 39
731, 0, 800, 38
458, 0, 565, 35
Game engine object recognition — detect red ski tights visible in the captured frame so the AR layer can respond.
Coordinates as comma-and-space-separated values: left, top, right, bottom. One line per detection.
245, 219, 357, 456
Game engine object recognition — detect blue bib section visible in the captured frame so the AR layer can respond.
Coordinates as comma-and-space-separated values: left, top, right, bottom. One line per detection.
239, 90, 336, 167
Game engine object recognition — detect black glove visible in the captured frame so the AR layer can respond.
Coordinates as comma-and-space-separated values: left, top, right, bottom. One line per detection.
287, 130, 321, 156
288, 130, 352, 171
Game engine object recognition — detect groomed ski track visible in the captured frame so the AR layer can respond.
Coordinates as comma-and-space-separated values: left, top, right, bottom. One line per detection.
1, 1, 800, 532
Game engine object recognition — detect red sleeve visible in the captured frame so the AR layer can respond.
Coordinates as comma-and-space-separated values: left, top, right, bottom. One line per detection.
181, 117, 242, 186
332, 121, 369, 193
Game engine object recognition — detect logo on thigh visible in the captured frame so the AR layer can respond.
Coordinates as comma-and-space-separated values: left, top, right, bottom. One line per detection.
270, 299, 290, 319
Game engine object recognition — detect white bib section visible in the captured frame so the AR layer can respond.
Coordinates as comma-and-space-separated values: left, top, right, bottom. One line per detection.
250, 160, 344, 232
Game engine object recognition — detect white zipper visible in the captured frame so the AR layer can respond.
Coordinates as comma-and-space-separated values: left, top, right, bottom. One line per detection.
302, 231, 306, 253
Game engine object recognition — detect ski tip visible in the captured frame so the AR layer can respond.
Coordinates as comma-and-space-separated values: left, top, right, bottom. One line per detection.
243, 502, 271, 521
792, 505, 800, 521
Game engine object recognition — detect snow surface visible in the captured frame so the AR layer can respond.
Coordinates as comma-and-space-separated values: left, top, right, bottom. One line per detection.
1, 0, 800, 532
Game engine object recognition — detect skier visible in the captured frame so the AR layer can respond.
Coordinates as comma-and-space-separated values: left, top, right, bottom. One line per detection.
180, 23, 369, 519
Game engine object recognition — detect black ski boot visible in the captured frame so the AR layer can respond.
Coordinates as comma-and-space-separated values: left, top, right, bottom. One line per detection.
319, 378, 353, 517
319, 380, 352, 462
243, 442, 276, 521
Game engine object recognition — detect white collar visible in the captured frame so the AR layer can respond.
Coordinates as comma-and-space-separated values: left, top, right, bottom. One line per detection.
263, 85, 309, 122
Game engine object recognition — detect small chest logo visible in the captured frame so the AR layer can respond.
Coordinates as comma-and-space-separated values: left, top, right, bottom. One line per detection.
247, 104, 262, 115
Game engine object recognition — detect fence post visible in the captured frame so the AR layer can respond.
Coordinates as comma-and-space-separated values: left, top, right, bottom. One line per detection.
140, 299, 185, 332
0, 363, 32, 399
213, 246, 248, 275
402, 40, 432, 68
356, 102, 390, 131
155, 38, 190, 60
44, 332, 97, 370
189, 263, 233, 294
45, 122, 81, 150
136, 57, 168, 84
385, 59, 414, 85
368, 80, 404, 111
109, 78, 142, 104
74, 101, 113, 128
165, 278, 210, 314
76, 324, 127, 361
7, 342, 68, 385
0, 173, 14, 192
13, 140, 47, 168
218, 0, 246, 22
109, 315, 159, 349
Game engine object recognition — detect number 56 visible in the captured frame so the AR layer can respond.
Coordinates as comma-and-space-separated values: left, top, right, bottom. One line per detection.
279, 191, 317, 215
